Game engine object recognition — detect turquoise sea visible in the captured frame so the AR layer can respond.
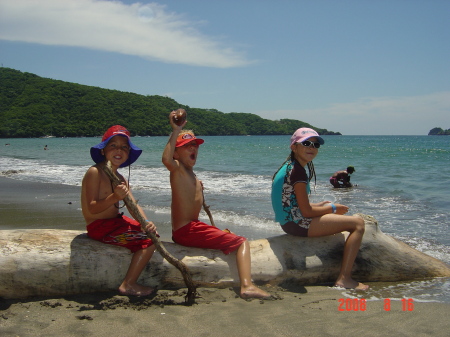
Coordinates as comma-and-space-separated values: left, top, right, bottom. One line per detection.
1, 135, 449, 302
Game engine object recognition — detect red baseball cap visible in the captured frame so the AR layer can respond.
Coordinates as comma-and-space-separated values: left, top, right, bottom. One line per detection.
175, 132, 204, 147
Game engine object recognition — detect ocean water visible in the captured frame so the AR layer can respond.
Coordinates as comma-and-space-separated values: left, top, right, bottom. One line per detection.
1, 135, 449, 302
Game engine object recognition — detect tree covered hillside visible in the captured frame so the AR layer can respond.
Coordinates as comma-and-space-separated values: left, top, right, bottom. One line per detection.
0, 68, 341, 138
428, 127, 450, 135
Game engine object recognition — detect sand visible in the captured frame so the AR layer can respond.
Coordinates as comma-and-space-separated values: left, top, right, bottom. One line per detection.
0, 176, 84, 231
0, 176, 173, 239
1, 286, 449, 337
1, 176, 449, 336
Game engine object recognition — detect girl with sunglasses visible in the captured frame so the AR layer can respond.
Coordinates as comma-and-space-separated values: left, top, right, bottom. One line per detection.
271, 128, 368, 290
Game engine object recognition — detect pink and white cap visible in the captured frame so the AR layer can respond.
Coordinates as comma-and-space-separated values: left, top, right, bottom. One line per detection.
290, 128, 324, 146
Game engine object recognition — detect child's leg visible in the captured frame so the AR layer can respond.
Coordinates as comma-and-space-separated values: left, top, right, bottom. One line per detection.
308, 215, 368, 290
235, 240, 270, 299
119, 245, 156, 296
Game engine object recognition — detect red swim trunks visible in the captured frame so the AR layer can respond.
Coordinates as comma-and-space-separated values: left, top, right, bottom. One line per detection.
87, 214, 154, 253
172, 220, 246, 255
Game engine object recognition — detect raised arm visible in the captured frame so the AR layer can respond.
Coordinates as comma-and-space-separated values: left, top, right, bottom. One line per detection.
162, 110, 186, 171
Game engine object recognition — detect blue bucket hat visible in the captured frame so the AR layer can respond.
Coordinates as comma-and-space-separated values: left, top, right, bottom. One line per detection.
90, 125, 142, 168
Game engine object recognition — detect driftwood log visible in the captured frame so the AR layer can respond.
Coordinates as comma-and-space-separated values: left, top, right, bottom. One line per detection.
1, 214, 449, 299
202, 193, 216, 227
101, 161, 197, 304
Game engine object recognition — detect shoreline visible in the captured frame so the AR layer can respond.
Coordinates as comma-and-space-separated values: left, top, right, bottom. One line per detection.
0, 176, 175, 240
0, 176, 83, 231
1, 176, 450, 335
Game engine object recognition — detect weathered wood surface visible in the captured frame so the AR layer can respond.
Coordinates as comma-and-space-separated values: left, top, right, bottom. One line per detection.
1, 214, 449, 299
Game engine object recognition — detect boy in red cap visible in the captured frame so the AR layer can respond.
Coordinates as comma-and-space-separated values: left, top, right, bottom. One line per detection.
162, 111, 270, 299
81, 125, 157, 296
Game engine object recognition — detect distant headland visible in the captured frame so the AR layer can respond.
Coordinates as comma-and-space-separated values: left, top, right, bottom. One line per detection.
428, 128, 450, 135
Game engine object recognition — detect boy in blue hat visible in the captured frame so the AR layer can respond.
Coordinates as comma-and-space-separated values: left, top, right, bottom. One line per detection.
81, 125, 157, 296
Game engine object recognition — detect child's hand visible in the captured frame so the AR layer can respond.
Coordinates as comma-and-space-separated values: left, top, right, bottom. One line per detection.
222, 228, 235, 234
142, 220, 160, 238
113, 183, 129, 200
143, 220, 157, 234
335, 203, 349, 215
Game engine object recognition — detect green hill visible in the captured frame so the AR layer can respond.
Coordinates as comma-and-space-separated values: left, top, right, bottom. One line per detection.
0, 67, 341, 138
428, 127, 450, 135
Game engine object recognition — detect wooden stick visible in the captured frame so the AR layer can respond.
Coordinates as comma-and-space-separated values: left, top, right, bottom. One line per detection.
202, 189, 232, 233
202, 193, 216, 227
199, 179, 216, 227
102, 162, 197, 304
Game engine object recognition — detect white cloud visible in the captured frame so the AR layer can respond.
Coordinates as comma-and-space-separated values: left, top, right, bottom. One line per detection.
256, 92, 450, 135
0, 0, 250, 68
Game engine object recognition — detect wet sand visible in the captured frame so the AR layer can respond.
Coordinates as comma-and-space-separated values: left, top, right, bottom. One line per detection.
0, 176, 173, 239
1, 177, 449, 336
1, 285, 449, 337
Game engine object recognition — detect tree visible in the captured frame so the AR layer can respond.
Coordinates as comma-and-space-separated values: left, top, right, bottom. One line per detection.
0, 67, 342, 138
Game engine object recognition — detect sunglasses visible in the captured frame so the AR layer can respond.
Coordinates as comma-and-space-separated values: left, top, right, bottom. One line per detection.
297, 140, 321, 149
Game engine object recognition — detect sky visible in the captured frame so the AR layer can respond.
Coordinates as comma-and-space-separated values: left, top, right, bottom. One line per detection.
1, 0, 449, 135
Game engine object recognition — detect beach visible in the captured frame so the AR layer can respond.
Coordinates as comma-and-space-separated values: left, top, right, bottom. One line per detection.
0, 177, 83, 231
1, 177, 449, 336
2, 285, 449, 337
0, 176, 173, 239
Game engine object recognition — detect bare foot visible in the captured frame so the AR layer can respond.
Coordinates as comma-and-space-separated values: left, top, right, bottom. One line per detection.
118, 283, 155, 296
240, 285, 271, 299
355, 282, 369, 290
334, 280, 369, 291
